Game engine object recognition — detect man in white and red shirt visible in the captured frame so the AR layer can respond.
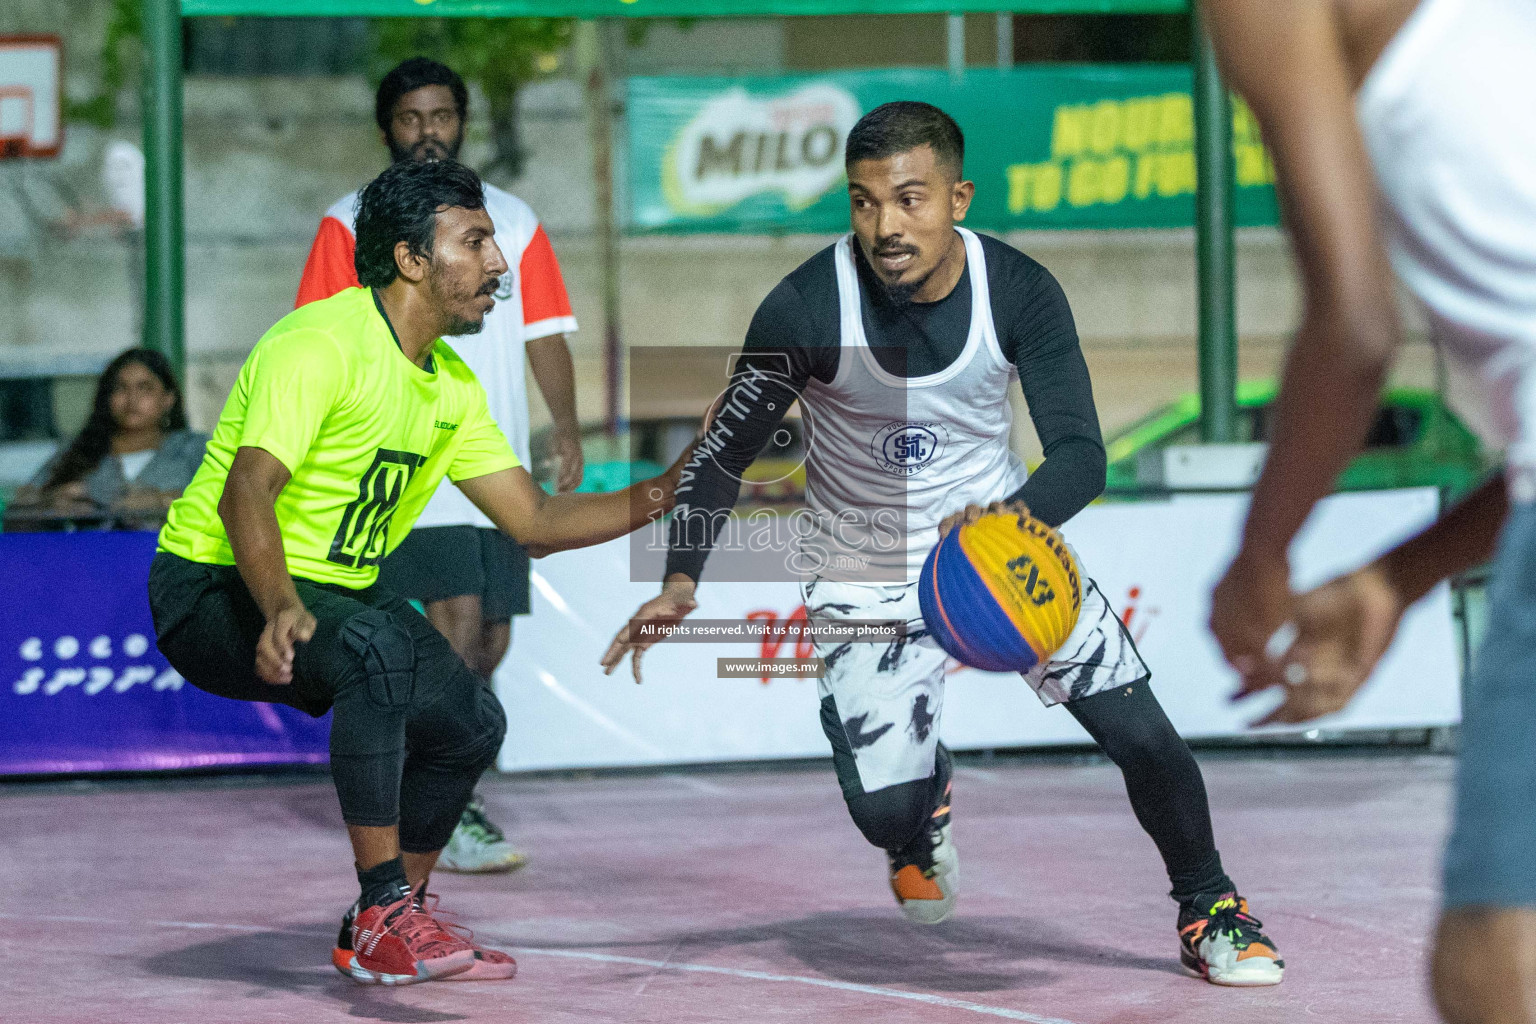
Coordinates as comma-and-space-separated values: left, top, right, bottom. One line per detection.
297, 57, 582, 874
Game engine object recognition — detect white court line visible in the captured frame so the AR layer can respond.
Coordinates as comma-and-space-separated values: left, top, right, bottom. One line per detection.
19, 912, 307, 935
18, 912, 1084, 1024
508, 946, 1084, 1024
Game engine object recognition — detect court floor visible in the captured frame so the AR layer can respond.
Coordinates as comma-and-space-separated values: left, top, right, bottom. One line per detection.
2, 752, 1450, 1024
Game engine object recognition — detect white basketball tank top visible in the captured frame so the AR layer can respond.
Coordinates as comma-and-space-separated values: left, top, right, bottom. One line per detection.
800, 228, 1029, 583
1357, 0, 1536, 468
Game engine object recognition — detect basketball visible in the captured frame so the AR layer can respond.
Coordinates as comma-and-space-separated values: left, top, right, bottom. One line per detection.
918, 510, 1083, 673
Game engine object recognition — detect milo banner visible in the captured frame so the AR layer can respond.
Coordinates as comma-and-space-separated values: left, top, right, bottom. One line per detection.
628, 67, 1278, 233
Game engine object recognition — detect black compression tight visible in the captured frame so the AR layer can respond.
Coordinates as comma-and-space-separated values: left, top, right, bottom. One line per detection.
1066, 682, 1233, 904
822, 682, 1233, 904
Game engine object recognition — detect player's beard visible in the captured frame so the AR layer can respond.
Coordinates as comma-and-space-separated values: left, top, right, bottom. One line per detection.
874, 233, 958, 307
432, 269, 495, 338
878, 258, 936, 307
388, 129, 464, 166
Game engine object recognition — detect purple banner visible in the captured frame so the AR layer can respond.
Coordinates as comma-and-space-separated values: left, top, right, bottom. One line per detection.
1, 532, 330, 774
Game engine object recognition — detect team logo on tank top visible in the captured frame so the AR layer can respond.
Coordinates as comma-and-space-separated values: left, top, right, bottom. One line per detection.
870, 421, 949, 477
494, 270, 516, 301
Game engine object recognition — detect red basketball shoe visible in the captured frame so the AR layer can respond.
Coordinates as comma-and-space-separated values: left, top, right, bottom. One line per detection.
332, 890, 474, 985
418, 890, 519, 981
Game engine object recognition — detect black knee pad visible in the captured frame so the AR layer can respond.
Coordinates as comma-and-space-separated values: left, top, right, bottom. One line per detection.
340, 608, 416, 707
469, 683, 508, 771
431, 680, 506, 775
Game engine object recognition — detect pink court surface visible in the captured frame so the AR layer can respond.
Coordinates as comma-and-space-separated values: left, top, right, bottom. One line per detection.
5, 752, 1448, 1024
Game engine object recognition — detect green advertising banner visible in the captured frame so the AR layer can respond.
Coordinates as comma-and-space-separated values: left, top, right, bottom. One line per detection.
628, 67, 1278, 233
184, 1, 1186, 16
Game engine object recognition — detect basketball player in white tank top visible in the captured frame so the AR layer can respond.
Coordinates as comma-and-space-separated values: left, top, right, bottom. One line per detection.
605, 102, 1286, 986
1205, 1, 1536, 1019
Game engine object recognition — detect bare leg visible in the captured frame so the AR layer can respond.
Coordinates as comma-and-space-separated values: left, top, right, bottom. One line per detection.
347, 824, 400, 872
476, 620, 511, 681
425, 595, 484, 668
1434, 908, 1536, 1024
402, 850, 442, 894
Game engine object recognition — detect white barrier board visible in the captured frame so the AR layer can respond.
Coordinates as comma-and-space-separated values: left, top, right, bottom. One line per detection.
496, 487, 1461, 771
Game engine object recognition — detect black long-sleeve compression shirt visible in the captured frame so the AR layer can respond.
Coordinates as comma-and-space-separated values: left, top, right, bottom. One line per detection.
666, 233, 1106, 583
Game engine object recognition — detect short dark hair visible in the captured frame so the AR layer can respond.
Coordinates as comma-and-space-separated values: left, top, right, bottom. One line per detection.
375, 57, 469, 134
845, 101, 965, 179
353, 160, 486, 289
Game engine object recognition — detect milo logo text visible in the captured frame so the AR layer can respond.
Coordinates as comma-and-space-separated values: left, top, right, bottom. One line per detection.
664, 83, 862, 216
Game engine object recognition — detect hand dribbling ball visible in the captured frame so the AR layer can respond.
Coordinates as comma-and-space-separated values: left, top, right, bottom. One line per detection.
919, 510, 1082, 672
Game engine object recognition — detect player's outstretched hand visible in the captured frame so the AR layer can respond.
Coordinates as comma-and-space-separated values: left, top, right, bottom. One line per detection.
601, 580, 699, 684
938, 499, 1032, 537
1211, 546, 1296, 701
1247, 564, 1407, 727
256, 602, 317, 685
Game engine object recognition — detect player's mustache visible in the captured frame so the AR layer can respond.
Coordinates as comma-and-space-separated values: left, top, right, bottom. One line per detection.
875, 244, 918, 258
477, 279, 500, 296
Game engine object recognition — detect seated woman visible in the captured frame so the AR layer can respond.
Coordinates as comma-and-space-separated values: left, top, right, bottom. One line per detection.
9, 349, 208, 530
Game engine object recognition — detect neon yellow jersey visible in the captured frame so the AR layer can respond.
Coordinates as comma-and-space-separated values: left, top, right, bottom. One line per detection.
159, 287, 521, 588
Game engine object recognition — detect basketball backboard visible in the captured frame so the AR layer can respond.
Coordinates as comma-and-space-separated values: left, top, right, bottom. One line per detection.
0, 36, 62, 159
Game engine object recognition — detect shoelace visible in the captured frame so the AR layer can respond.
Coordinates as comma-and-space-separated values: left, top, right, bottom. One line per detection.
374, 895, 470, 957
1206, 898, 1266, 948
417, 893, 489, 950
462, 801, 507, 843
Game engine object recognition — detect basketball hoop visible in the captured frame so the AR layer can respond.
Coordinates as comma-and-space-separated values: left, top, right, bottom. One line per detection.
0, 36, 62, 160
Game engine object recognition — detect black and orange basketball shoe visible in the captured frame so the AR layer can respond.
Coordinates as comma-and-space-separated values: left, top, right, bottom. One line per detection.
1177, 891, 1285, 986
887, 742, 958, 925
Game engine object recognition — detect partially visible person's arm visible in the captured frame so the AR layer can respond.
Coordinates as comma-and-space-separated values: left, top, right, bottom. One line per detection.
600, 278, 832, 682
520, 223, 584, 492
449, 385, 687, 558
295, 216, 359, 309
457, 462, 681, 560
526, 335, 583, 492
1001, 266, 1106, 528
218, 446, 315, 685
1203, 0, 1403, 681
1248, 472, 1507, 724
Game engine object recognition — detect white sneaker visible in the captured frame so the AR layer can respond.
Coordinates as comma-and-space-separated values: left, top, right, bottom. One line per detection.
435, 796, 528, 874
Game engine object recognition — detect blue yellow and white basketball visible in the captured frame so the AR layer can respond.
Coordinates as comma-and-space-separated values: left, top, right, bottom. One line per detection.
918, 510, 1082, 673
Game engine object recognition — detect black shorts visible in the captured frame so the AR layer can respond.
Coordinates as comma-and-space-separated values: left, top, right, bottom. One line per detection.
378, 526, 530, 621
147, 551, 485, 721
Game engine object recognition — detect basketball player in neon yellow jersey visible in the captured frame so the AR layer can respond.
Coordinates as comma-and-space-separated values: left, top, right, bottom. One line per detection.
604, 102, 1284, 986
151, 159, 686, 985
1203, 1, 1536, 1020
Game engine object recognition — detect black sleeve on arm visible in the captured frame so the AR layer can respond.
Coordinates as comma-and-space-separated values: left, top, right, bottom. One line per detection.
1002, 268, 1107, 529
664, 280, 833, 582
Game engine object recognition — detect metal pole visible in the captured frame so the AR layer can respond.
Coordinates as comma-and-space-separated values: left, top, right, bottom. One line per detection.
996, 12, 1014, 70
947, 13, 965, 83
141, 0, 184, 372
577, 21, 622, 436
1193, 5, 1236, 444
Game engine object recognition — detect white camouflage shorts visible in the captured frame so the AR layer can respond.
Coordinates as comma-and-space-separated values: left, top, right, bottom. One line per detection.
803, 561, 1149, 794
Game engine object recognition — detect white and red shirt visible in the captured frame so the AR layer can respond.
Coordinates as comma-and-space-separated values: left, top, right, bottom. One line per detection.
296, 183, 577, 529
